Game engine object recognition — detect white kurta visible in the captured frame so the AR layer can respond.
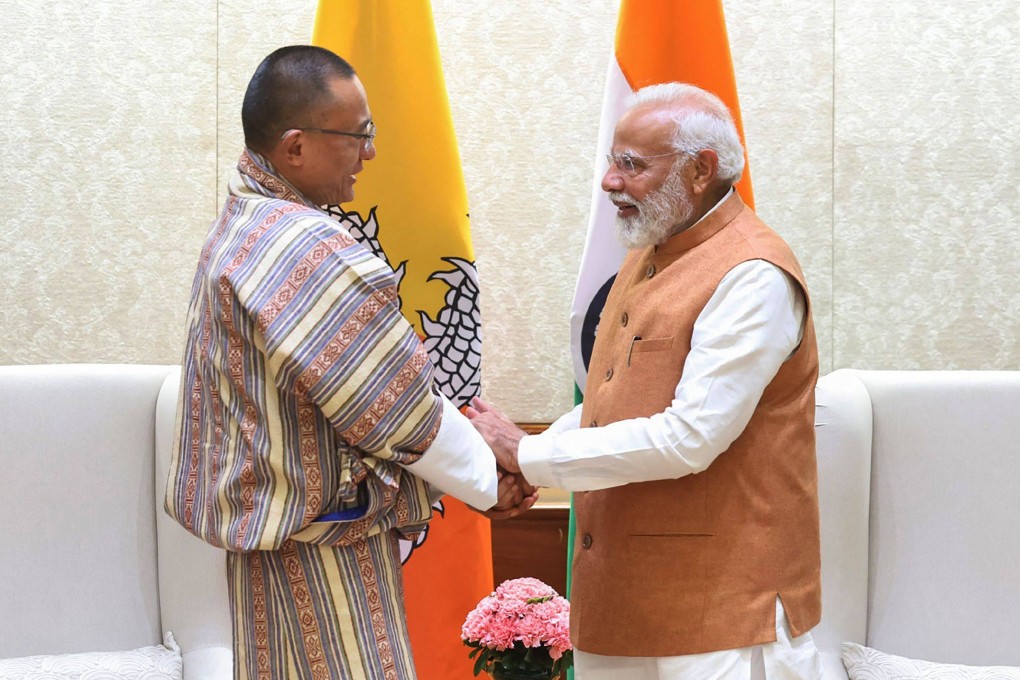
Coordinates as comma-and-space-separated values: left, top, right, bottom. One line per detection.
518, 195, 825, 680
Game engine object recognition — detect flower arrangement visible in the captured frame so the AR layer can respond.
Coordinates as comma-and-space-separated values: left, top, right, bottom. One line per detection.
462, 577, 573, 679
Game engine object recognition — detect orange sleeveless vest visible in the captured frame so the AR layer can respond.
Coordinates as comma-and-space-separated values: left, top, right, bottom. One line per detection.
571, 192, 821, 656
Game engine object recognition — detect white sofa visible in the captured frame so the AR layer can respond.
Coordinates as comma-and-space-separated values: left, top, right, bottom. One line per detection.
813, 369, 1020, 678
1, 365, 1018, 679
0, 365, 230, 679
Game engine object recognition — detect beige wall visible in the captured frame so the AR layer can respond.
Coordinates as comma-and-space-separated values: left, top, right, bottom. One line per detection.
2, 1, 1018, 424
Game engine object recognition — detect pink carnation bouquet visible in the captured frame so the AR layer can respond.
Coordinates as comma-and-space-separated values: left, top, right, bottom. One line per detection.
462, 577, 573, 679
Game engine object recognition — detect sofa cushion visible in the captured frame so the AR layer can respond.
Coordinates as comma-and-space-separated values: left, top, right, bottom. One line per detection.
0, 632, 182, 680
842, 642, 1020, 679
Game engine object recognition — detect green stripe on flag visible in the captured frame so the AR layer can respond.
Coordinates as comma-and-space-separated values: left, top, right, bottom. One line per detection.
566, 385, 583, 679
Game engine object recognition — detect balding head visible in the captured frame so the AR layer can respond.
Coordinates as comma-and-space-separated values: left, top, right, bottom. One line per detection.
626, 83, 745, 185
242, 45, 356, 154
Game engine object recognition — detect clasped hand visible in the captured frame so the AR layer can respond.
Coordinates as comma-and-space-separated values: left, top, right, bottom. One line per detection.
466, 397, 538, 519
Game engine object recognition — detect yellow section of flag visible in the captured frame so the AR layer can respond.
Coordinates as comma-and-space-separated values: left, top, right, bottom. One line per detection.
314, 3, 490, 679
313, 0, 473, 325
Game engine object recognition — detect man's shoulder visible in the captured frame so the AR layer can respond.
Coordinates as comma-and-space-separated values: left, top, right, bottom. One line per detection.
230, 195, 359, 245
246, 194, 329, 224
207, 196, 377, 282
725, 209, 808, 287
729, 208, 796, 255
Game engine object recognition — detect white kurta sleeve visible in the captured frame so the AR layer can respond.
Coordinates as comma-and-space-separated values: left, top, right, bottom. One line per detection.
545, 403, 583, 434
518, 259, 806, 491
402, 393, 499, 510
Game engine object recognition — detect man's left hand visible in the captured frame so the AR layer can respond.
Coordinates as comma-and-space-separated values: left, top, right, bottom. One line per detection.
475, 468, 539, 520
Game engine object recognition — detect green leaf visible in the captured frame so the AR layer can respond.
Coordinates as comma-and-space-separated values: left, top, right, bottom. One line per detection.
473, 649, 487, 676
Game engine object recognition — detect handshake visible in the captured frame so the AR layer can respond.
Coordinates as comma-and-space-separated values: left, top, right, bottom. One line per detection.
466, 397, 539, 520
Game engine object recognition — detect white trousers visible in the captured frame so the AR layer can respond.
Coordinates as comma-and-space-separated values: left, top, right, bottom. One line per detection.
573, 599, 825, 680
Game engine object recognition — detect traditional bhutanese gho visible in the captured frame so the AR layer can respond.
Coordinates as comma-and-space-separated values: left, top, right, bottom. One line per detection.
166, 149, 455, 679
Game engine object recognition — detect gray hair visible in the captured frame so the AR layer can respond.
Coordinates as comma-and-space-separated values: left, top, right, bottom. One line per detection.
627, 83, 745, 183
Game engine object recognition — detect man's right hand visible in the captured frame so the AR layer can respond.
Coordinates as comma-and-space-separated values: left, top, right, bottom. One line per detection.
466, 397, 540, 518
466, 397, 527, 475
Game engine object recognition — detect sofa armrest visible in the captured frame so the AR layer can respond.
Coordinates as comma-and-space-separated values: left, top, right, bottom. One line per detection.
181, 646, 232, 680
814, 369, 874, 680
154, 369, 234, 680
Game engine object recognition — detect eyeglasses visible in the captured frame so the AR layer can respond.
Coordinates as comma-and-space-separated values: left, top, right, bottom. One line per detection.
282, 121, 376, 151
605, 150, 689, 176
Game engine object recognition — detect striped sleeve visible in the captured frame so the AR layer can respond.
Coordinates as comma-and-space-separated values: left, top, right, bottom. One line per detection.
231, 216, 441, 462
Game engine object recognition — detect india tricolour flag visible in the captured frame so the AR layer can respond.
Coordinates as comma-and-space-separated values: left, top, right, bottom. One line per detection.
571, 0, 756, 393
566, 0, 758, 639
313, 3, 490, 678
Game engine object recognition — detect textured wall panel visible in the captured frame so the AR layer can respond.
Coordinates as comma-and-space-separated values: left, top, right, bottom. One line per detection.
726, 0, 835, 374
433, 0, 619, 420
12, 1, 1016, 422
0, 1, 216, 365
215, 0, 320, 195
834, 0, 1020, 368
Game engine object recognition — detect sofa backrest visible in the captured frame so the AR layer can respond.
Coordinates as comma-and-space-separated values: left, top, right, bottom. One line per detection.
854, 370, 1020, 667
815, 369, 1020, 676
0, 364, 175, 658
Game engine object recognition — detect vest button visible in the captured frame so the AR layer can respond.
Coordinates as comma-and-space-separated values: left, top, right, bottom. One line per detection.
604, 367, 613, 381
621, 312, 629, 326
646, 264, 656, 278
582, 533, 592, 549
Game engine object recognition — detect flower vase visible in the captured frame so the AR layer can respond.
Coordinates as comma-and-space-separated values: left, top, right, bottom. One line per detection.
489, 669, 555, 680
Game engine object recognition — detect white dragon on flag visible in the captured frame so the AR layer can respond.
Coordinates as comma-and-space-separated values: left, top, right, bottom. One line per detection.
326, 205, 482, 563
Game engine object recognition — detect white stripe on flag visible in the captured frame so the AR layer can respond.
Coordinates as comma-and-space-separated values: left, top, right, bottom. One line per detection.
570, 56, 634, 392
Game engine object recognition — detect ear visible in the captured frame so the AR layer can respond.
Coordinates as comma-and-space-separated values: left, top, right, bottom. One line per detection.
688, 149, 719, 196
271, 129, 307, 169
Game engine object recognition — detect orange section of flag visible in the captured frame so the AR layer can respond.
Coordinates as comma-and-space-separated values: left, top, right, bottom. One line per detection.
615, 0, 754, 208
404, 497, 493, 678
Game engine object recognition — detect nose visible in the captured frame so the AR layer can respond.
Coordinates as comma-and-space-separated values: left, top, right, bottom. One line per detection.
361, 142, 377, 161
601, 165, 624, 193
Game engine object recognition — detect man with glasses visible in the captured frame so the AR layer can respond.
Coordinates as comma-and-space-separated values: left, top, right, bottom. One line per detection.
165, 45, 534, 680
470, 83, 824, 679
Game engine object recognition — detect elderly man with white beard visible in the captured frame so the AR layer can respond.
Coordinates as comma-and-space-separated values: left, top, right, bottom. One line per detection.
468, 82, 825, 680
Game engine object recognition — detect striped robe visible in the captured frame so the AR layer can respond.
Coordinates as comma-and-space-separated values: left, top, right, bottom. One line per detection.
165, 150, 442, 679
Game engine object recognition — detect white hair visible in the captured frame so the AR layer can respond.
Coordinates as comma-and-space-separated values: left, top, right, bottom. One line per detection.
626, 82, 745, 183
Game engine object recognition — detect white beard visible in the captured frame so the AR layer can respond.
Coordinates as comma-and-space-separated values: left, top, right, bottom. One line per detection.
611, 162, 694, 250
